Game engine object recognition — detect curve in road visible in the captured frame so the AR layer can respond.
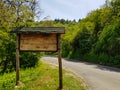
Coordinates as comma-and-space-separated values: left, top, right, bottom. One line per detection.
42, 56, 120, 90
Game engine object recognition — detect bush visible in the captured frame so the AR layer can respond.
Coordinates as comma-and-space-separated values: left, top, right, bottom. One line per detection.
98, 53, 110, 65
83, 52, 99, 63
20, 52, 42, 69
0, 34, 42, 73
114, 55, 120, 67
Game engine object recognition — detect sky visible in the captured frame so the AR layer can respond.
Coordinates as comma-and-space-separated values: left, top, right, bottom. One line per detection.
39, 0, 106, 21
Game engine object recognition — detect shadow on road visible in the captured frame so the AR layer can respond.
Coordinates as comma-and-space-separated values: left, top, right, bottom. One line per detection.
44, 56, 120, 73
64, 58, 120, 73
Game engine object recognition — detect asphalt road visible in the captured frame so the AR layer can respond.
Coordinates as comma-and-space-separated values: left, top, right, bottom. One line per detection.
42, 56, 120, 90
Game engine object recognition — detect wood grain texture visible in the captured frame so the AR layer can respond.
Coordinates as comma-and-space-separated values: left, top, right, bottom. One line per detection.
20, 33, 57, 51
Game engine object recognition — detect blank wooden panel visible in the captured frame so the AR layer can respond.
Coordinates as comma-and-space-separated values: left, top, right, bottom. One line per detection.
20, 33, 57, 51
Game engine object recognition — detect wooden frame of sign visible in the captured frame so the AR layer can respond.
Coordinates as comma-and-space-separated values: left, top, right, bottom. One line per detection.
11, 27, 65, 89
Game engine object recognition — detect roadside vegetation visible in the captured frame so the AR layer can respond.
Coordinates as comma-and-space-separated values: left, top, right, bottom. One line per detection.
0, 61, 86, 90
32, 0, 120, 68
40, 0, 120, 68
60, 0, 120, 67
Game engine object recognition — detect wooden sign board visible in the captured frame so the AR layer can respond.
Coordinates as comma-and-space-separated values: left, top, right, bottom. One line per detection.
11, 27, 65, 89
20, 33, 58, 51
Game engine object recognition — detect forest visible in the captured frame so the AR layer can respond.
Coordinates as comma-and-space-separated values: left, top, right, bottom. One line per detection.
0, 0, 120, 74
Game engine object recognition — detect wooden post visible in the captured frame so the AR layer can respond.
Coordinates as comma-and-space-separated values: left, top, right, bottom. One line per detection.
16, 34, 20, 85
58, 34, 63, 89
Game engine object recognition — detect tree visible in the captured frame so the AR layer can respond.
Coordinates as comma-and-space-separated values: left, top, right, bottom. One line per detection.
111, 0, 120, 14
0, 0, 42, 73
94, 20, 120, 56
41, 20, 54, 27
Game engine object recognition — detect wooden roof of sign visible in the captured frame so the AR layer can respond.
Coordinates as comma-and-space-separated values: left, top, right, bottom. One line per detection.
11, 27, 65, 34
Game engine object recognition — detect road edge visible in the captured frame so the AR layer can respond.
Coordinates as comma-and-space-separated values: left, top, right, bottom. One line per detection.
42, 60, 90, 90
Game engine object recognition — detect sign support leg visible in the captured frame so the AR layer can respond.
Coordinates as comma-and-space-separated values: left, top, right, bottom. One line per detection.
16, 34, 20, 85
58, 34, 63, 89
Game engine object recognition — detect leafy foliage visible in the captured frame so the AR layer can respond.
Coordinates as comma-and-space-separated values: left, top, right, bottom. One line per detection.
0, 0, 42, 73
94, 20, 120, 55
51, 0, 120, 67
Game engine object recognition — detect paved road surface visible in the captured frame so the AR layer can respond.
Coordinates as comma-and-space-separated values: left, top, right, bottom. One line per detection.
42, 56, 120, 90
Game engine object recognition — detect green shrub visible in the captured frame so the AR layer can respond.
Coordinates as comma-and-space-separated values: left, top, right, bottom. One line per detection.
20, 52, 42, 69
83, 52, 99, 63
98, 53, 110, 65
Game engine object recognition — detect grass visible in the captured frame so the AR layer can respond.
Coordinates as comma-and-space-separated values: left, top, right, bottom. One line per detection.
0, 61, 86, 90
